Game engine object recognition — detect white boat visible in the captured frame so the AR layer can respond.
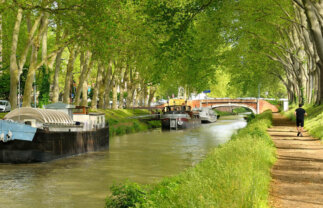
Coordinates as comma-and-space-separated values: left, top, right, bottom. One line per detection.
198, 107, 218, 123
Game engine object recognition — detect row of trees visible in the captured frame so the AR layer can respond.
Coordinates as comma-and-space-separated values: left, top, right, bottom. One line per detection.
1, 1, 159, 110
2, 0, 321, 110
271, 0, 323, 104
217, 0, 323, 104
1, 0, 224, 110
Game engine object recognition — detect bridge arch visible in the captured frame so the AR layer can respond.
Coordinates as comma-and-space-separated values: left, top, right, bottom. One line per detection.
211, 104, 257, 114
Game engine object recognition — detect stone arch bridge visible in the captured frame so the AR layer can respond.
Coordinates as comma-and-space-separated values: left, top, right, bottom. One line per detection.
187, 98, 279, 114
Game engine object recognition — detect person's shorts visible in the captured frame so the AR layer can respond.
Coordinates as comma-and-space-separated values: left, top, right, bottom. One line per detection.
296, 119, 304, 127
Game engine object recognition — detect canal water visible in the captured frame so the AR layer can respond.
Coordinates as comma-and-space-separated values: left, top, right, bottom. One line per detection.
0, 115, 247, 208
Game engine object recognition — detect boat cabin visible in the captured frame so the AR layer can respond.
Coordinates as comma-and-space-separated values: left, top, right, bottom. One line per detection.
4, 107, 80, 132
4, 105, 106, 132
44, 102, 75, 119
163, 105, 191, 113
72, 106, 105, 131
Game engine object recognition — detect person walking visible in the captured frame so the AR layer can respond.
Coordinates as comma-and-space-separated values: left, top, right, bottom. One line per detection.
294, 104, 307, 137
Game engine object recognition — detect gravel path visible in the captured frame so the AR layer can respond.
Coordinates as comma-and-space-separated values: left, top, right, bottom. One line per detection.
268, 113, 323, 208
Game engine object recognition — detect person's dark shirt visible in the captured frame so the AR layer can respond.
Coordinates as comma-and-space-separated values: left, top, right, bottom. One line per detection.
295, 108, 306, 120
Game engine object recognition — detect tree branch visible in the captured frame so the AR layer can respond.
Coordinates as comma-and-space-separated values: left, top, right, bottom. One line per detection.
293, 0, 305, 10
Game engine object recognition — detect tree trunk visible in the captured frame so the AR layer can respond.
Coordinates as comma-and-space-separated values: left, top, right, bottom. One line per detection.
41, 15, 48, 70
104, 86, 111, 109
81, 79, 88, 106
125, 82, 133, 108
134, 88, 141, 107
63, 47, 77, 104
148, 87, 156, 107
119, 84, 124, 109
9, 8, 23, 109
145, 85, 149, 107
303, 0, 323, 103
18, 13, 43, 75
125, 68, 134, 108
118, 69, 127, 109
98, 65, 108, 109
104, 61, 116, 109
22, 42, 39, 107
74, 51, 92, 105
112, 80, 118, 109
51, 48, 63, 103
91, 63, 103, 109
49, 18, 64, 103
22, 12, 51, 107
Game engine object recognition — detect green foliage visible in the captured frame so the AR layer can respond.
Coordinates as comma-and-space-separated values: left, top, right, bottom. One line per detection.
0, 72, 10, 99
213, 109, 233, 116
106, 111, 275, 208
106, 182, 146, 208
37, 66, 51, 107
232, 107, 252, 114
0, 113, 7, 119
246, 113, 256, 122
1, 0, 292, 105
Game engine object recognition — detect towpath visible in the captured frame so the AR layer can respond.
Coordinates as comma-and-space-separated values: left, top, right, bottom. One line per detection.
268, 113, 323, 208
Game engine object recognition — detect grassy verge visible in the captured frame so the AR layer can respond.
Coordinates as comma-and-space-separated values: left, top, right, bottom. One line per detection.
92, 109, 161, 137
283, 105, 323, 140
0, 113, 6, 119
105, 111, 276, 208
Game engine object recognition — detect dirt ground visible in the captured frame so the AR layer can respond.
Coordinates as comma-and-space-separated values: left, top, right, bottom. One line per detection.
268, 113, 323, 208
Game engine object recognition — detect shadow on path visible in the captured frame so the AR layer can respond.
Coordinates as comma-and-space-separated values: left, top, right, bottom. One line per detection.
269, 113, 323, 208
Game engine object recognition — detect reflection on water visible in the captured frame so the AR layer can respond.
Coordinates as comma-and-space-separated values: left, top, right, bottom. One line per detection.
0, 115, 246, 208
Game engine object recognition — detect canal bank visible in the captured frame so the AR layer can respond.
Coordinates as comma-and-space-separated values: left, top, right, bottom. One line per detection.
93, 109, 161, 136
106, 111, 275, 208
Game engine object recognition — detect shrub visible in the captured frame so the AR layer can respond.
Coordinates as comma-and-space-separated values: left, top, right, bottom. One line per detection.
106, 182, 146, 208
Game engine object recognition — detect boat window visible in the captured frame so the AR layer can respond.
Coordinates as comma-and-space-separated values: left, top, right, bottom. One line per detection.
25, 121, 32, 126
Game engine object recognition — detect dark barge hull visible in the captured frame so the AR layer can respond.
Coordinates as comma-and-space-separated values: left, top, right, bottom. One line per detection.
161, 119, 201, 130
0, 127, 109, 163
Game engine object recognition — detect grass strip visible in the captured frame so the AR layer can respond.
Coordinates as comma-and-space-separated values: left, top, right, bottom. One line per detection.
0, 113, 6, 119
91, 109, 161, 137
105, 110, 276, 208
283, 105, 323, 140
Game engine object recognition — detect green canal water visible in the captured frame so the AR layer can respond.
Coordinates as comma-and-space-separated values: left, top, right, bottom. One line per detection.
0, 115, 247, 208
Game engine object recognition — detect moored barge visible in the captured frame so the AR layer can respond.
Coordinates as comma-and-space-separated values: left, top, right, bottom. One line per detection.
0, 103, 109, 163
161, 105, 201, 130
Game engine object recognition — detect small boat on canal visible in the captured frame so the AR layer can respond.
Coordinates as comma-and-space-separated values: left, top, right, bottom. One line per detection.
0, 103, 109, 163
198, 107, 218, 123
161, 105, 201, 130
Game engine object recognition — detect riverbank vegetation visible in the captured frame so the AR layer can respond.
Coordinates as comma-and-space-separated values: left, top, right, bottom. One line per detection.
284, 105, 323, 140
105, 111, 275, 208
93, 109, 161, 137
0, 113, 6, 119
